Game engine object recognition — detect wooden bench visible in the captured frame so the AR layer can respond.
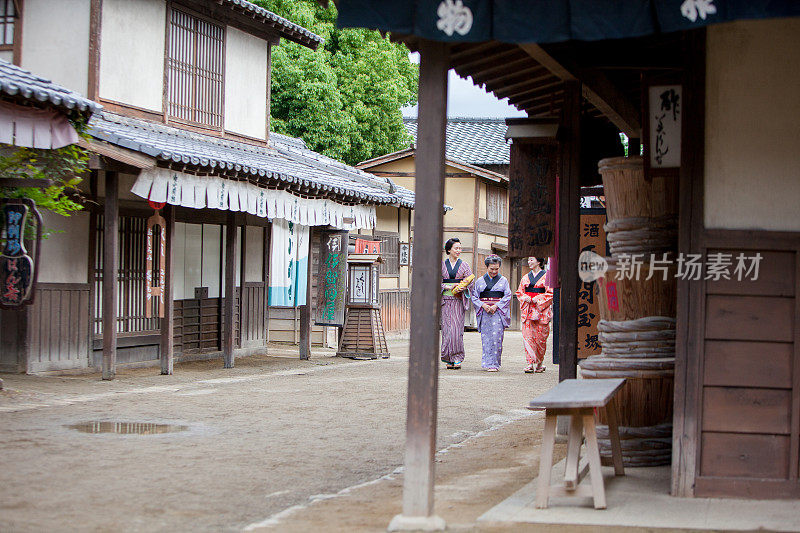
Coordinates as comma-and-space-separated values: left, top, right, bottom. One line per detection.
528, 378, 626, 509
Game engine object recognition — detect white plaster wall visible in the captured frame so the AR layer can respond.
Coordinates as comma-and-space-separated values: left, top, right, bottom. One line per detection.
38, 211, 89, 284
0, 50, 12, 63
21, 0, 91, 96
704, 18, 800, 231
245, 226, 263, 282
99, 0, 165, 111
224, 27, 268, 139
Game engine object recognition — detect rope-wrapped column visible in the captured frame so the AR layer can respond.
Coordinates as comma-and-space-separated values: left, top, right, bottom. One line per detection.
580, 317, 675, 466
582, 156, 679, 467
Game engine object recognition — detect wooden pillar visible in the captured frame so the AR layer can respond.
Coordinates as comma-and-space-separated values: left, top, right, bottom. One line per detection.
389, 39, 448, 532
557, 81, 581, 382
102, 170, 118, 380
223, 212, 236, 368
299, 226, 314, 360
160, 205, 175, 375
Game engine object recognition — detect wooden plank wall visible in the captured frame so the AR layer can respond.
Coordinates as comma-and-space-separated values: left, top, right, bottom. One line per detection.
241, 282, 266, 348
380, 289, 411, 332
28, 283, 90, 372
694, 236, 800, 498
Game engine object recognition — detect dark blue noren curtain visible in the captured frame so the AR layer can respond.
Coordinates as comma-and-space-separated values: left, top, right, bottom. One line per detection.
337, 0, 800, 44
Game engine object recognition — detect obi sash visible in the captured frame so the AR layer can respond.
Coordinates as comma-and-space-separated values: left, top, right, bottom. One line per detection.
442, 258, 462, 283
480, 274, 504, 299
525, 270, 546, 294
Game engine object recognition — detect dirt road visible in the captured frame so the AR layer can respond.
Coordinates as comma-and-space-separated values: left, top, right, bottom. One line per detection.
0, 331, 558, 532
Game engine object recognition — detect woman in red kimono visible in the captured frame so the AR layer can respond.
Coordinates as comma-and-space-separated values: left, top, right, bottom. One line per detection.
515, 257, 553, 373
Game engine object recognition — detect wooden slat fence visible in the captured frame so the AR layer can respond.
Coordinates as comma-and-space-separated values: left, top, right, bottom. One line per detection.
380, 288, 411, 332
29, 283, 90, 372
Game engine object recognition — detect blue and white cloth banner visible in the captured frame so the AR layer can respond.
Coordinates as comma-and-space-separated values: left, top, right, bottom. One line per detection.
268, 219, 309, 307
131, 167, 376, 230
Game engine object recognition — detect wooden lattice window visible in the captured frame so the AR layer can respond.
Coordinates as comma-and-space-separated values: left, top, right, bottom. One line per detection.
166, 8, 224, 128
376, 232, 399, 276
487, 185, 508, 224
93, 215, 161, 335
0, 0, 15, 48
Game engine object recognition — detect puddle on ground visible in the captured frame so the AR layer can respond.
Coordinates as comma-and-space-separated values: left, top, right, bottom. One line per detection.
67, 421, 188, 435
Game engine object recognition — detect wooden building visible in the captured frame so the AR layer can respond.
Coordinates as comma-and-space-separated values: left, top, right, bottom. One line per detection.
357, 118, 519, 327
0, 0, 416, 375
334, 0, 800, 525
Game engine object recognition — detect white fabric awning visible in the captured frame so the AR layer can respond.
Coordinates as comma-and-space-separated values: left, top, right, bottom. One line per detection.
0, 101, 79, 149
131, 167, 375, 230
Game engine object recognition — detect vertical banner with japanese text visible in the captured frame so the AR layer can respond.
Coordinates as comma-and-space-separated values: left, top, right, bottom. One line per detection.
315, 230, 348, 326
508, 141, 557, 258
577, 209, 607, 359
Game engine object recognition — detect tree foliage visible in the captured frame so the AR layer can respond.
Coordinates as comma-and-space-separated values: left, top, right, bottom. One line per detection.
254, 0, 418, 166
0, 116, 88, 237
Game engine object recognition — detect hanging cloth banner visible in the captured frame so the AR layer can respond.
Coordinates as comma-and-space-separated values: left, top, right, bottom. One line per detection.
268, 219, 310, 307
145, 203, 167, 318
130, 167, 376, 230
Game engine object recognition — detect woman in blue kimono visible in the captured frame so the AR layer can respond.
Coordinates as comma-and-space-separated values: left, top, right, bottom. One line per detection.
470, 255, 513, 371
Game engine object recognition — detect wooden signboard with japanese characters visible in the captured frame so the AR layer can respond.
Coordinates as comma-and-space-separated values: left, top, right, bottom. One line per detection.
577, 209, 607, 359
508, 140, 557, 258
644, 81, 682, 179
0, 199, 42, 309
315, 230, 348, 326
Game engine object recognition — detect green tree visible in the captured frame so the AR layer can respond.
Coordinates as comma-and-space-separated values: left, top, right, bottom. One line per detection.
254, 0, 418, 166
0, 117, 89, 237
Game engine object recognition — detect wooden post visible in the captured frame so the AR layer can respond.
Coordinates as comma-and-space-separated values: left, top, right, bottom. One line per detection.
223, 212, 236, 368
557, 81, 581, 382
160, 205, 175, 375
389, 39, 448, 533
299, 226, 314, 360
102, 170, 118, 380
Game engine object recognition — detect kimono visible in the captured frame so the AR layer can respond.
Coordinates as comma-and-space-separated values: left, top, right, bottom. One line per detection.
470, 274, 513, 370
440, 258, 473, 364
515, 270, 554, 369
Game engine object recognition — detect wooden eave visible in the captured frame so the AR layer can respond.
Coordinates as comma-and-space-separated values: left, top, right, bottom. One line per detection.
393, 33, 684, 137
174, 0, 321, 49
358, 147, 506, 184
356, 147, 416, 169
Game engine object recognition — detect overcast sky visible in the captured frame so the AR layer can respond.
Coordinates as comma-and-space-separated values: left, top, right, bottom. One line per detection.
402, 53, 527, 119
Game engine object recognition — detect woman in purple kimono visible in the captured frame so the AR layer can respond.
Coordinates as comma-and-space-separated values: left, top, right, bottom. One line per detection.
470, 255, 513, 371
441, 238, 473, 369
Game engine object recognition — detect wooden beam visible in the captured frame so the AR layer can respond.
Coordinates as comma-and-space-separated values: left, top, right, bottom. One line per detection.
102, 170, 118, 380
672, 29, 706, 499
160, 205, 175, 375
518, 43, 641, 137
392, 39, 449, 531
79, 138, 157, 170
223, 212, 236, 368
87, 0, 102, 101
299, 227, 314, 359
557, 81, 581, 383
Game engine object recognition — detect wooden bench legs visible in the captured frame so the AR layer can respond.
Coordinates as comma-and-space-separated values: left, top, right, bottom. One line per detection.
535, 400, 625, 510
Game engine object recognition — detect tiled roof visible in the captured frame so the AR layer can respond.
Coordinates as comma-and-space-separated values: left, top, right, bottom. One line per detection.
268, 131, 415, 209
0, 59, 101, 115
88, 111, 414, 208
404, 118, 510, 166
220, 0, 324, 49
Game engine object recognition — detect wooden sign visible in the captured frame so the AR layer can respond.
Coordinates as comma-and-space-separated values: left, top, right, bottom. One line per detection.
508, 141, 557, 258
644, 82, 682, 178
315, 230, 348, 326
0, 199, 42, 308
577, 210, 607, 359
399, 242, 410, 266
